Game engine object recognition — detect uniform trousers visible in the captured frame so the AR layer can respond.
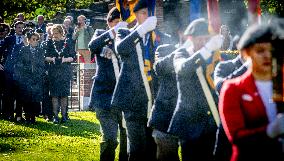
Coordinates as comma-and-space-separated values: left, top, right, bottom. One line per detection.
180, 131, 216, 161
152, 129, 180, 161
123, 105, 157, 161
2, 72, 16, 119
95, 108, 128, 161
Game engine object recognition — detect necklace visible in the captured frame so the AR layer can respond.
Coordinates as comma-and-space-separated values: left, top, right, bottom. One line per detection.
53, 40, 66, 57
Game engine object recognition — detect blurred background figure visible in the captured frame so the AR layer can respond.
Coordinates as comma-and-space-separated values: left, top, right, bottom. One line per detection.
35, 15, 46, 33
72, 15, 94, 63
219, 25, 233, 50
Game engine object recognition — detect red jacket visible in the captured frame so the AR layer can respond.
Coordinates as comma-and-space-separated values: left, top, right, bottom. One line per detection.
219, 70, 283, 161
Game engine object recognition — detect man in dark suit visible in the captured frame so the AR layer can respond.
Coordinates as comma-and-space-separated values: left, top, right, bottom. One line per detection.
113, 0, 170, 160
35, 15, 46, 33
2, 21, 25, 121
88, 7, 128, 161
167, 18, 223, 161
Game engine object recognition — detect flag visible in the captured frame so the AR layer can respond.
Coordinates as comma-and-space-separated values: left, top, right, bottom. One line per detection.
145, 0, 156, 81
189, 0, 202, 23
116, 0, 138, 23
248, 0, 261, 25
207, 0, 221, 34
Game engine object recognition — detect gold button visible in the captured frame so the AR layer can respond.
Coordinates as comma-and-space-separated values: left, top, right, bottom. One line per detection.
207, 111, 211, 115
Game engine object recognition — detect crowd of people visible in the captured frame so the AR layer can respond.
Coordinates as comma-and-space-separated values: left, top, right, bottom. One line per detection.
1, 0, 284, 161
0, 11, 93, 124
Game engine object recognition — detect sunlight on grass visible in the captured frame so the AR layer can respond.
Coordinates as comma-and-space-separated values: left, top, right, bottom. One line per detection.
0, 111, 107, 161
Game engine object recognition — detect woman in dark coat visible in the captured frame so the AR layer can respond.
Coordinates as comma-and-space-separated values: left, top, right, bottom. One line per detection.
45, 24, 75, 123
14, 32, 45, 124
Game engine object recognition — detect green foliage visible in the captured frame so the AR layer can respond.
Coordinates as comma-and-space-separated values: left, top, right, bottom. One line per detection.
1, 0, 102, 24
0, 112, 118, 161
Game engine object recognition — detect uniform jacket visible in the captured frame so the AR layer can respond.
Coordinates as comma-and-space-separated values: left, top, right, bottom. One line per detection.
219, 70, 283, 161
214, 55, 247, 94
112, 27, 169, 112
148, 44, 178, 132
167, 47, 218, 141
14, 45, 45, 102
88, 29, 118, 109
3, 35, 24, 73
72, 26, 94, 51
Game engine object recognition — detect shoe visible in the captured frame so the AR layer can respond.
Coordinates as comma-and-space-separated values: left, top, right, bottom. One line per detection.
53, 118, 59, 124
61, 117, 67, 123
16, 117, 25, 123
30, 117, 36, 124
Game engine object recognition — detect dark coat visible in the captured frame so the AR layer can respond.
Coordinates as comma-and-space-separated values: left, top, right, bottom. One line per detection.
112, 28, 148, 112
88, 29, 118, 109
147, 44, 178, 132
214, 55, 247, 94
45, 39, 76, 97
3, 35, 24, 73
14, 45, 45, 102
167, 47, 218, 141
112, 28, 169, 113
35, 23, 47, 33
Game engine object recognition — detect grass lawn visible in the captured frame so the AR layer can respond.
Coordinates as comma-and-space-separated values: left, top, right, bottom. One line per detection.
0, 111, 112, 161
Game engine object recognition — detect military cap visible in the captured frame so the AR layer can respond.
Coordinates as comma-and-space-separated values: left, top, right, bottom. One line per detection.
184, 18, 209, 36
107, 7, 120, 22
133, 0, 148, 12
237, 24, 273, 50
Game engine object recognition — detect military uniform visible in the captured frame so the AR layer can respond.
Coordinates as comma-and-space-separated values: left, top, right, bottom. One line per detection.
148, 44, 179, 161
213, 54, 247, 161
88, 29, 127, 161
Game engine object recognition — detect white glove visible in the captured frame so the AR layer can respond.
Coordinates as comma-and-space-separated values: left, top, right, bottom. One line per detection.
113, 21, 128, 34
100, 47, 114, 59
205, 35, 224, 52
137, 16, 157, 37
267, 113, 284, 138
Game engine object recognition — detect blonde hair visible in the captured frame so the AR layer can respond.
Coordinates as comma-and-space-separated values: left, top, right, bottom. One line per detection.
77, 15, 86, 21
51, 24, 65, 36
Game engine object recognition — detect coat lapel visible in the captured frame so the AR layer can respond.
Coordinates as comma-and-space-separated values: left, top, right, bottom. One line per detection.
241, 71, 269, 123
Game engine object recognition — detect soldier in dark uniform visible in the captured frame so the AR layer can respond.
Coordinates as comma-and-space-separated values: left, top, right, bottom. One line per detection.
147, 44, 180, 161
212, 40, 249, 161
113, 0, 170, 160
167, 18, 223, 161
88, 7, 128, 161
14, 32, 45, 124
45, 24, 76, 124
2, 21, 25, 121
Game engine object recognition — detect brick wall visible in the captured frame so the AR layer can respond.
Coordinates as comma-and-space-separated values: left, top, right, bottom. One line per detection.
79, 64, 96, 97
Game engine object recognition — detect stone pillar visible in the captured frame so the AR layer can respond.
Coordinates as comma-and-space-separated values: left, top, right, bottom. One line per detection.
79, 63, 96, 110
